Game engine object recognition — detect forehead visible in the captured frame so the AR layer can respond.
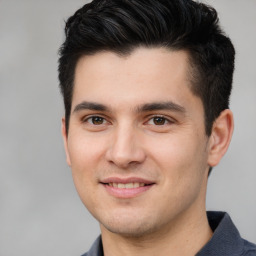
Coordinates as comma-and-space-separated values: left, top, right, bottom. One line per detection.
72, 47, 199, 112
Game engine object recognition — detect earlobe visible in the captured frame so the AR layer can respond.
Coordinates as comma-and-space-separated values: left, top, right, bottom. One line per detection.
61, 118, 71, 166
207, 109, 234, 167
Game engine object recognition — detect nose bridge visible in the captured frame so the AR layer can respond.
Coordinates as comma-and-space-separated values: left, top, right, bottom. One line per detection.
106, 120, 145, 167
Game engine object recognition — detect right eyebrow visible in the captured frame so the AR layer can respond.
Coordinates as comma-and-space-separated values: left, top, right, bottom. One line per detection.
72, 101, 109, 113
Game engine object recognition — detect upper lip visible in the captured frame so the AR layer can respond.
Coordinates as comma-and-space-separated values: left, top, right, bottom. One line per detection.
100, 177, 155, 185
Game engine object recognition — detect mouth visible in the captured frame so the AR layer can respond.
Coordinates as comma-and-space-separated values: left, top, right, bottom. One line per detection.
106, 182, 149, 189
100, 178, 155, 198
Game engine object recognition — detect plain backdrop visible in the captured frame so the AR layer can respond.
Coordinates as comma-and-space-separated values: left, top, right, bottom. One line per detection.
0, 0, 255, 255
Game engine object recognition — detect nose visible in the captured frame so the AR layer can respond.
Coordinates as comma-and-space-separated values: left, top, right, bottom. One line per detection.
105, 125, 146, 169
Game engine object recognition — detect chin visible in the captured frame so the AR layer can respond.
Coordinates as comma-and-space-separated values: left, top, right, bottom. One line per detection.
102, 223, 156, 238
99, 213, 161, 238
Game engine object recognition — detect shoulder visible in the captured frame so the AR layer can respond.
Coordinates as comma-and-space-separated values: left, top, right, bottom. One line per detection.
80, 236, 103, 256
197, 212, 256, 256
241, 239, 256, 256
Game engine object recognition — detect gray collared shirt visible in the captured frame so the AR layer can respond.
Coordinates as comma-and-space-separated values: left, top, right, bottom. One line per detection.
81, 211, 256, 256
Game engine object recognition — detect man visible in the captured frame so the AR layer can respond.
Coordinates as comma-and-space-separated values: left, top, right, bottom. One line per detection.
58, 0, 256, 255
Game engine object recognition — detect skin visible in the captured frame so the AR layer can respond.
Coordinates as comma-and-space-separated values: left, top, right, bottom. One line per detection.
62, 47, 233, 256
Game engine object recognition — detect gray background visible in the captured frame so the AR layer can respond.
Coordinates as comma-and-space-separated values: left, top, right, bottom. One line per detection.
0, 0, 255, 255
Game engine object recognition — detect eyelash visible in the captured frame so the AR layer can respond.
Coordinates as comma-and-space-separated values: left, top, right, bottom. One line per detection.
146, 115, 174, 126
82, 115, 174, 126
83, 115, 108, 125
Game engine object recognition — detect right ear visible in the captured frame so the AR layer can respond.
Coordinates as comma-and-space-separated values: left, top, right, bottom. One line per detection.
61, 118, 71, 166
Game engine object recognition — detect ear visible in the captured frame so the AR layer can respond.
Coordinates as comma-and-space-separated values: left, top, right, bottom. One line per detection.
61, 118, 71, 166
207, 109, 234, 167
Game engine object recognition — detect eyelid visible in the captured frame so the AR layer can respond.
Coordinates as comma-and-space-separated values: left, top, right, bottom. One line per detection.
145, 115, 175, 125
82, 114, 110, 124
80, 113, 175, 126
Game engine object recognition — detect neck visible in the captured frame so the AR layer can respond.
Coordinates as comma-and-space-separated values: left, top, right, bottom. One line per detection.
101, 208, 213, 256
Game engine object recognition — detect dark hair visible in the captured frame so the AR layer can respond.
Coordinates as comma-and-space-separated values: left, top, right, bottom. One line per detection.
58, 0, 235, 136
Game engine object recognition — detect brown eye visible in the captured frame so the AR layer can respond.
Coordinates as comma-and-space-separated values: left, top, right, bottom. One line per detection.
153, 117, 167, 125
88, 116, 106, 125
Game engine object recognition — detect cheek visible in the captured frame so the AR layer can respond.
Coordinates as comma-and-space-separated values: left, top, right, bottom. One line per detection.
67, 139, 100, 214
67, 134, 105, 193
150, 135, 208, 213
148, 132, 208, 185
149, 135, 196, 166
68, 132, 106, 168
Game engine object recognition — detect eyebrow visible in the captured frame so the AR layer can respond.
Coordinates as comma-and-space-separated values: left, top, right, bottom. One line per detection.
136, 102, 186, 113
73, 101, 186, 114
73, 101, 109, 113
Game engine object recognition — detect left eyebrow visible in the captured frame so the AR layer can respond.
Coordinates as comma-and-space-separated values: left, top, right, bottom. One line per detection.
136, 101, 186, 114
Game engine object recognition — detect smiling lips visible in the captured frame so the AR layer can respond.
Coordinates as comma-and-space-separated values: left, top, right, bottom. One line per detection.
108, 182, 146, 189
101, 178, 155, 198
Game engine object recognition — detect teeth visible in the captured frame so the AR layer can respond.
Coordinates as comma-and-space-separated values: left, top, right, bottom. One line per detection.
118, 183, 125, 189
125, 183, 133, 188
108, 182, 146, 188
134, 183, 139, 188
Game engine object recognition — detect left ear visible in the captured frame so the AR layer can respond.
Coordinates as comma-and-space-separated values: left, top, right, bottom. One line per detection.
207, 109, 234, 167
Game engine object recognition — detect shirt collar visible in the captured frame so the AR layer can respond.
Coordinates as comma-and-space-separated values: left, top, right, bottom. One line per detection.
85, 236, 103, 256
196, 211, 244, 255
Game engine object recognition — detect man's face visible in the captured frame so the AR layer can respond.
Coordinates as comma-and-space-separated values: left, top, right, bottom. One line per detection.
63, 48, 212, 237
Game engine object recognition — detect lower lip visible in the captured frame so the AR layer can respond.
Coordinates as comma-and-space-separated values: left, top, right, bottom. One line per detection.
102, 184, 154, 198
